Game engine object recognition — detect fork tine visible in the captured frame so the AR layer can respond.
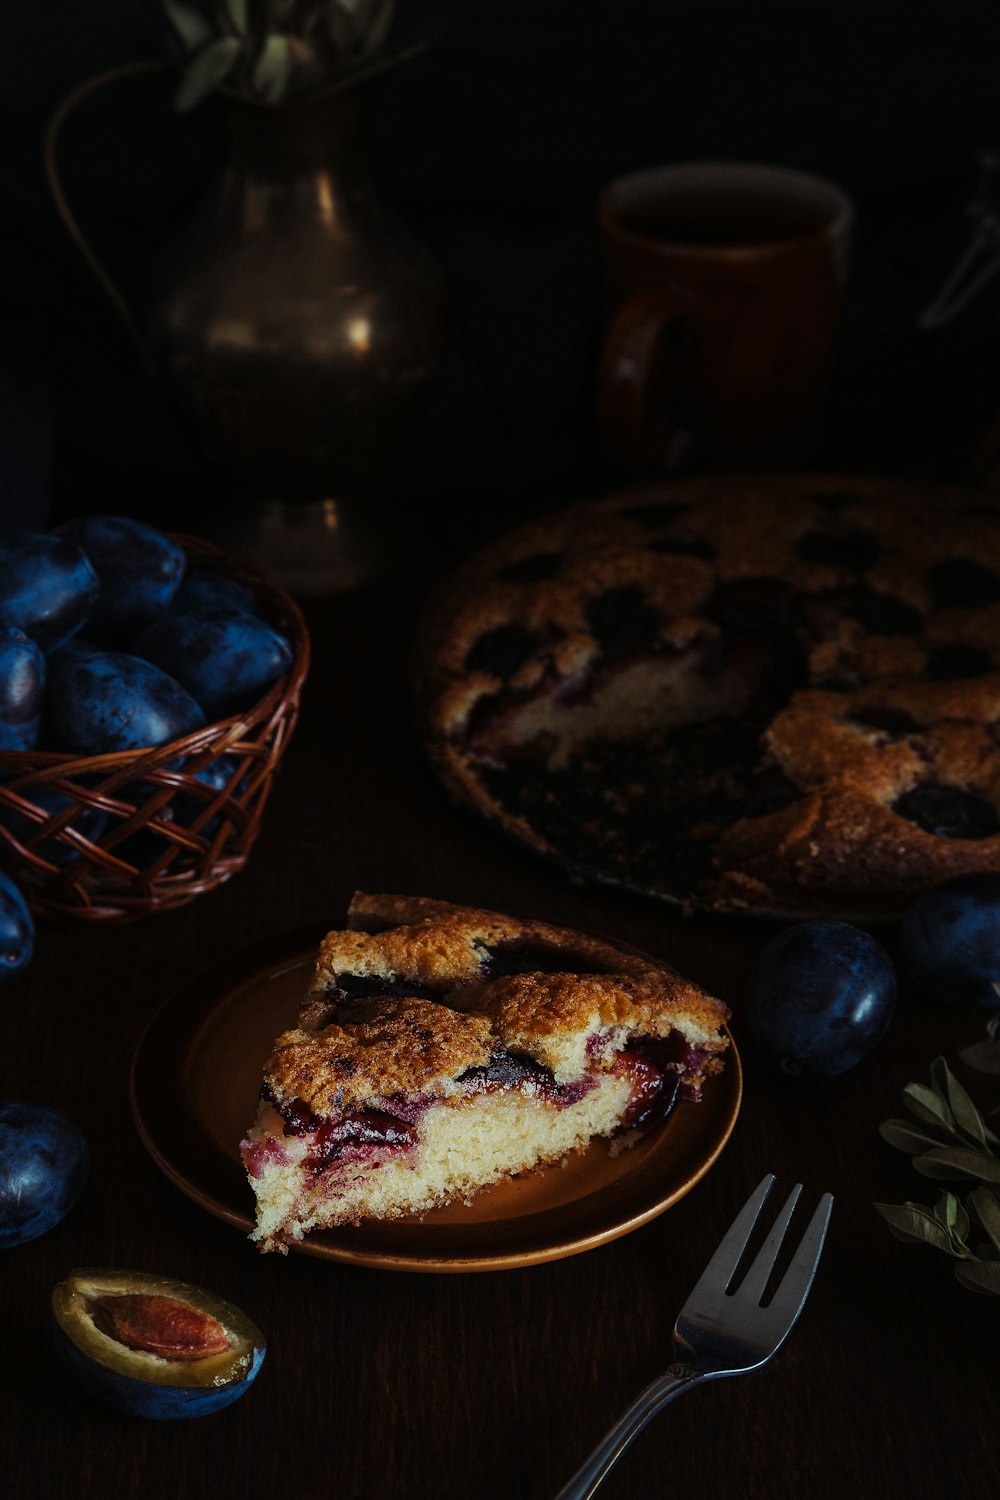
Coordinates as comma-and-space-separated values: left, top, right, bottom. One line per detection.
736, 1182, 803, 1304
764, 1190, 834, 1334
690, 1173, 776, 1295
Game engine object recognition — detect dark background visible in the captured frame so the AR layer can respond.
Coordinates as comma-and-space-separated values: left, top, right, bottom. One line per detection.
6, 0, 1000, 538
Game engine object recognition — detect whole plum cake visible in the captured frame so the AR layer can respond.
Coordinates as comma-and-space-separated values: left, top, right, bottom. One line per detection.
240, 892, 729, 1252
417, 473, 1000, 917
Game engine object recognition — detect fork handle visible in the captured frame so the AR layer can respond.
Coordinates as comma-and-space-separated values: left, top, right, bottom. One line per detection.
552, 1363, 705, 1500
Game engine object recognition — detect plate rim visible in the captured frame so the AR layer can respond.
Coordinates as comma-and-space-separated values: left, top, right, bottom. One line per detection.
130, 923, 743, 1273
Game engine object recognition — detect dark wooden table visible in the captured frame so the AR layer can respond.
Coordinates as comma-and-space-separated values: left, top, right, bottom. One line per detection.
4, 558, 998, 1500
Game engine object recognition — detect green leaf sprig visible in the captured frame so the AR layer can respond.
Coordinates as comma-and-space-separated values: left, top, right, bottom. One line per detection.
164, 0, 397, 111
875, 1049, 1000, 1295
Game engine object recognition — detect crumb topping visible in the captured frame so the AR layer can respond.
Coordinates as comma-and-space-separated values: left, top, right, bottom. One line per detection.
416, 473, 1000, 914
261, 893, 729, 1113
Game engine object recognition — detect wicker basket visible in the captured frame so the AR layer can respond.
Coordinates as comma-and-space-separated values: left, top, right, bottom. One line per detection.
0, 535, 310, 923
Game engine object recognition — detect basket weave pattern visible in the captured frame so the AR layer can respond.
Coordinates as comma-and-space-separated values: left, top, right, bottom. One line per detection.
0, 536, 310, 922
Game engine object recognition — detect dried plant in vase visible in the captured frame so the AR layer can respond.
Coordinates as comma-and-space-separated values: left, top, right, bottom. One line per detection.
164, 0, 399, 109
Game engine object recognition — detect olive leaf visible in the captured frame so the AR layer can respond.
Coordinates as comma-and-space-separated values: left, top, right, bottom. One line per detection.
874, 1202, 966, 1255
326, 0, 357, 49
912, 1146, 1000, 1182
878, 1119, 951, 1155
252, 34, 294, 103
957, 1038, 1000, 1076
932, 1191, 970, 1240
958, 1008, 1000, 1076
968, 1185, 1000, 1252
175, 35, 243, 110
164, 1, 214, 51
902, 1078, 956, 1133
878, 1057, 1000, 1294
222, 0, 248, 33
954, 1259, 1000, 1294
933, 1057, 1000, 1149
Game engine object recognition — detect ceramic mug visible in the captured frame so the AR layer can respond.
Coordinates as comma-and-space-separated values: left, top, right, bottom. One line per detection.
597, 161, 854, 474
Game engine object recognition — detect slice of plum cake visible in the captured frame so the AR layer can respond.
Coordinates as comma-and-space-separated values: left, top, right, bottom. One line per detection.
240, 893, 729, 1253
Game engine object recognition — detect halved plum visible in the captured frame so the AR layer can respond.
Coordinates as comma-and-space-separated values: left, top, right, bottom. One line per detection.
52, 1270, 266, 1419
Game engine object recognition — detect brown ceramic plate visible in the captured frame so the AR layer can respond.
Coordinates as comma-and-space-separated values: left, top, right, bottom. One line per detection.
130, 926, 742, 1273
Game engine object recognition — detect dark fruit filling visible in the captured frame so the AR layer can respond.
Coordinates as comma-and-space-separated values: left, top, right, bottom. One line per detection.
451, 493, 1000, 909
92, 1294, 231, 1362
481, 941, 612, 977
619, 502, 688, 527
481, 715, 769, 897
458, 1050, 594, 1107
892, 783, 1000, 840
465, 624, 543, 680
263, 1033, 694, 1175
305, 972, 446, 1028
804, 490, 862, 511
499, 552, 561, 584
262, 1084, 422, 1160
923, 643, 993, 681
741, 765, 803, 819
646, 534, 715, 560
329, 973, 442, 1004
308, 1112, 417, 1172
613, 1046, 682, 1130
842, 590, 923, 638
585, 586, 662, 657
794, 529, 881, 570
704, 578, 792, 635
850, 707, 922, 736
927, 559, 1000, 611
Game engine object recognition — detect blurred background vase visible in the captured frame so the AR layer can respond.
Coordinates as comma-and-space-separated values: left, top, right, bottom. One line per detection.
145, 79, 445, 593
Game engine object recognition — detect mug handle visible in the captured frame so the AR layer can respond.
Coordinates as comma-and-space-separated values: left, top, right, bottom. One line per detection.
599, 289, 689, 475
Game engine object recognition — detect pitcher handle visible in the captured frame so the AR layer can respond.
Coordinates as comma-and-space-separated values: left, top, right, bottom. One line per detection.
43, 59, 167, 374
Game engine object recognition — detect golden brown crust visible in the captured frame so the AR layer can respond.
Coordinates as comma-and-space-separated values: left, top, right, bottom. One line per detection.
416, 473, 1000, 913
263, 999, 495, 1119
261, 893, 729, 1114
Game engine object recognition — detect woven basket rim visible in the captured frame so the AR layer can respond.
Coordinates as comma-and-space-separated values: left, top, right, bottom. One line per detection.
0, 532, 310, 776
0, 533, 310, 921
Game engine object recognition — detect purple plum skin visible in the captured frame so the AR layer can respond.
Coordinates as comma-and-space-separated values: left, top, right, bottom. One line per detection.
746, 920, 897, 1079
0, 871, 34, 978
56, 516, 185, 641
169, 573, 260, 618
901, 873, 1000, 1009
0, 1102, 89, 1247
0, 532, 98, 652
0, 626, 45, 750
134, 608, 292, 720
46, 650, 205, 756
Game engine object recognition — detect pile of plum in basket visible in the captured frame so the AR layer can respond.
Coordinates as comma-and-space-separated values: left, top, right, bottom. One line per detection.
0, 516, 309, 960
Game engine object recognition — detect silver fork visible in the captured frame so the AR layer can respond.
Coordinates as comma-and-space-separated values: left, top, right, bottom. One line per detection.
554, 1174, 834, 1500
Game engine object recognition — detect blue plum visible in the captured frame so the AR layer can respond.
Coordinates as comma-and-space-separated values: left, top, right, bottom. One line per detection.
52, 1270, 266, 1419
746, 920, 897, 1078
0, 532, 98, 652
56, 515, 185, 641
0, 871, 33, 978
0, 1102, 89, 1247
900, 873, 1000, 1009
169, 572, 260, 618
134, 607, 292, 720
0, 626, 45, 750
46, 649, 205, 756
